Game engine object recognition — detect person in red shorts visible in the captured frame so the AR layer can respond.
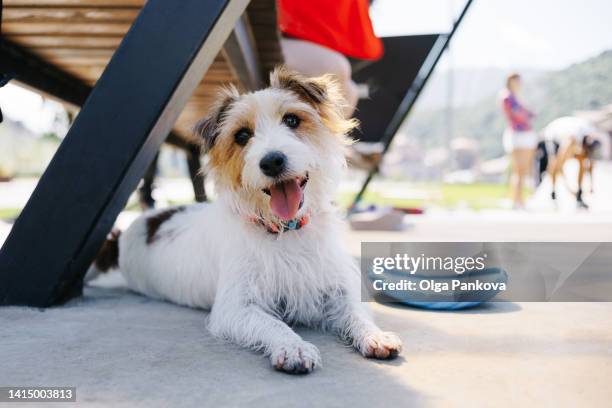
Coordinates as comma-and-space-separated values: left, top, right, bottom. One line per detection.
278, 0, 383, 117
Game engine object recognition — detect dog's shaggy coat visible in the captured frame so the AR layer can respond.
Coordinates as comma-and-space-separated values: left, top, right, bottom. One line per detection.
94, 68, 402, 374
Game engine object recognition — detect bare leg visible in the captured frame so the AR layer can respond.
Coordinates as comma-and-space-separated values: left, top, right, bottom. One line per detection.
520, 147, 535, 190
510, 148, 534, 208
280, 38, 358, 117
510, 150, 522, 207
548, 141, 575, 201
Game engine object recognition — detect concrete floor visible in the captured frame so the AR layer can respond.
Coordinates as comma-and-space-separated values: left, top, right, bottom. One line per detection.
2, 209, 612, 407
2, 163, 612, 406
2, 279, 611, 407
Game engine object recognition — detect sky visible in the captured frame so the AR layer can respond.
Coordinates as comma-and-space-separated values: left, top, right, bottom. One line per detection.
371, 0, 612, 71
0, 84, 66, 134
1, 0, 612, 134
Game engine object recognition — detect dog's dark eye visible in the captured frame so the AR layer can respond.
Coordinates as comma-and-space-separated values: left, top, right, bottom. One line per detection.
282, 113, 301, 129
234, 127, 252, 146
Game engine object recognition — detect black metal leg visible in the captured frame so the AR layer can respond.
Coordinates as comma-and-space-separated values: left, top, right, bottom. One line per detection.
0, 0, 249, 307
186, 146, 207, 202
164, 132, 207, 202
350, 0, 473, 208
139, 152, 159, 209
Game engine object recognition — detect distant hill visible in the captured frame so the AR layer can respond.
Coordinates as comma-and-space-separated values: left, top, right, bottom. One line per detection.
402, 50, 612, 159
417, 67, 545, 110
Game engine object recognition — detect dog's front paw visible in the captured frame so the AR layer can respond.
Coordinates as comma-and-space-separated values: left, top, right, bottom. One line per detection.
270, 341, 321, 374
356, 331, 402, 359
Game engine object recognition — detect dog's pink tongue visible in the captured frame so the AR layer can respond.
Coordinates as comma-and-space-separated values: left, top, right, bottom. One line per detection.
269, 178, 302, 221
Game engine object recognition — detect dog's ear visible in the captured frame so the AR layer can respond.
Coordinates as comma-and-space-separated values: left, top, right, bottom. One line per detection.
270, 66, 358, 135
270, 66, 348, 108
194, 85, 239, 151
270, 66, 332, 106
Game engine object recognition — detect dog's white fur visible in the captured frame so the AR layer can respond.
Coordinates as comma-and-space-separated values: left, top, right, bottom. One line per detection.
107, 68, 402, 373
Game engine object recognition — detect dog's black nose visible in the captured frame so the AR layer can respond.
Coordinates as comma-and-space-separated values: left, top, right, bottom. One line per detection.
259, 151, 287, 177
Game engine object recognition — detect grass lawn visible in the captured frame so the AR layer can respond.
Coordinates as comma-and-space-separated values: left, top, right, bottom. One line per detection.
0, 183, 527, 222
338, 182, 528, 210
0, 208, 21, 221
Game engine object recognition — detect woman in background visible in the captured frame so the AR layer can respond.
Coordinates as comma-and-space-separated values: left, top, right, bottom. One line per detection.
501, 73, 536, 210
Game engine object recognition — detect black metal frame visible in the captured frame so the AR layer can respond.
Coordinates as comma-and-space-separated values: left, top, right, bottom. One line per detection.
0, 0, 249, 306
351, 0, 474, 207
139, 13, 264, 208
223, 14, 264, 91
0, 39, 91, 108
165, 133, 208, 203
0, 38, 206, 207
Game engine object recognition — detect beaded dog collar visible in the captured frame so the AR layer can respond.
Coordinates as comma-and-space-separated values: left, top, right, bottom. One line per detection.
249, 212, 311, 234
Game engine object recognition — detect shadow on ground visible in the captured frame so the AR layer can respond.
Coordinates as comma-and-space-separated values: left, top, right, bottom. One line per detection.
3, 274, 611, 407
0, 284, 424, 407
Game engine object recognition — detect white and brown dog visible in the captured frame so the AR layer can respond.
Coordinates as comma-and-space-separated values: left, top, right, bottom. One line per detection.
93, 67, 402, 374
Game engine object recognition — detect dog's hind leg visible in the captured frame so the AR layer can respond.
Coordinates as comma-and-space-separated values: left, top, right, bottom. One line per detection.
553, 141, 577, 198
85, 228, 121, 283
576, 156, 589, 209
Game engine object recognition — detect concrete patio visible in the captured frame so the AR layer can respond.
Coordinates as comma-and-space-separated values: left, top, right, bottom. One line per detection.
2, 162, 612, 406
2, 276, 610, 407
2, 207, 612, 407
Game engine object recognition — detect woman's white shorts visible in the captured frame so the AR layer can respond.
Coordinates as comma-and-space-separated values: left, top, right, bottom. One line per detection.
503, 129, 538, 153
